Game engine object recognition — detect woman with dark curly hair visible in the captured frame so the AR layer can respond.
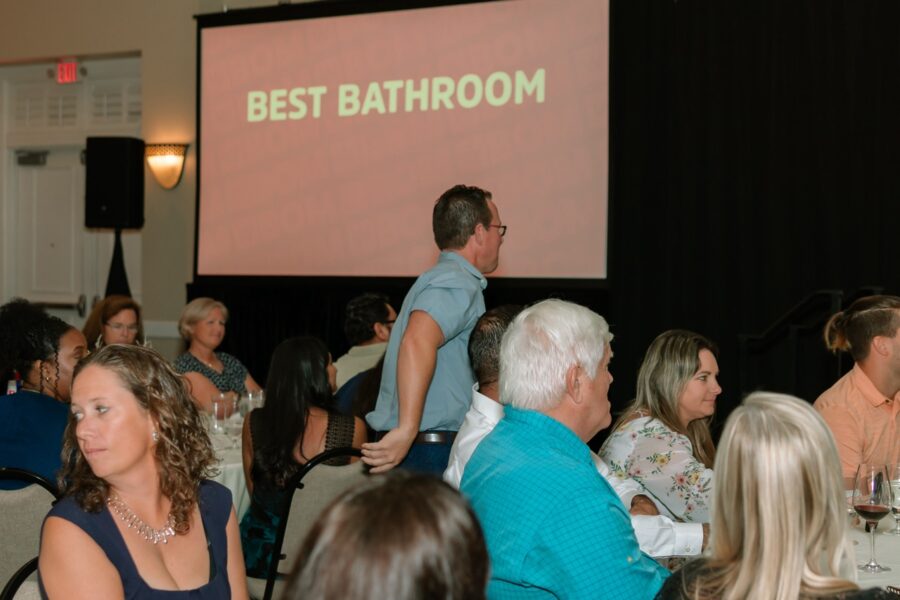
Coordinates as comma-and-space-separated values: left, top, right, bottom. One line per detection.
239, 336, 366, 577
0, 298, 87, 489
38, 345, 249, 599
82, 295, 145, 349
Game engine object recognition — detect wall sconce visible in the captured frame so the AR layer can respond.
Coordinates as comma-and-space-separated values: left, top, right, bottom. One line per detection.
145, 143, 188, 190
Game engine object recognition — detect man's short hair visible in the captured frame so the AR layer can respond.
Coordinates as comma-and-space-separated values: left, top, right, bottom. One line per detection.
432, 185, 493, 250
500, 299, 613, 412
344, 293, 391, 346
468, 305, 522, 388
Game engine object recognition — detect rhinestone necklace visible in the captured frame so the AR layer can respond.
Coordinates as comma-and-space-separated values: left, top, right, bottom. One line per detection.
107, 493, 176, 545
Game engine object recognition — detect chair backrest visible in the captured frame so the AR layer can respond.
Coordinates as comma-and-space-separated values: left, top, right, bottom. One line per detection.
0, 469, 59, 595
261, 447, 366, 600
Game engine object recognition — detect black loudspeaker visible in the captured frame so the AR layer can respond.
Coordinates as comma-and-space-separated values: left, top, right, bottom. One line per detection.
85, 137, 145, 229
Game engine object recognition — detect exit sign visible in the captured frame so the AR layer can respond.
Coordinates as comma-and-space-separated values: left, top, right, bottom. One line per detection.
56, 61, 78, 84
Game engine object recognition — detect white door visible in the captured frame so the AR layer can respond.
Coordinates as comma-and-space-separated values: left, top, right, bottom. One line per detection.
11, 146, 141, 328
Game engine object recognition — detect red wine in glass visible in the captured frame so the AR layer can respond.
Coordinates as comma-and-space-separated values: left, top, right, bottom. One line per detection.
854, 504, 891, 523
853, 464, 893, 573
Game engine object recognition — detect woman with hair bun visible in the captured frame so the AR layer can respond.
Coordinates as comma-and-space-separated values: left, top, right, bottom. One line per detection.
656, 392, 891, 600
82, 295, 145, 349
0, 298, 88, 488
814, 294, 900, 485
600, 329, 721, 523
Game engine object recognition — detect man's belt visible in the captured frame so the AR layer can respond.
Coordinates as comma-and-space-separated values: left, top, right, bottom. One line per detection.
375, 430, 457, 444
414, 430, 457, 444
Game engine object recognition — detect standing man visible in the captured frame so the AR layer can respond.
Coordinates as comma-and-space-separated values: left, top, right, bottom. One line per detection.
815, 295, 900, 485
363, 185, 504, 474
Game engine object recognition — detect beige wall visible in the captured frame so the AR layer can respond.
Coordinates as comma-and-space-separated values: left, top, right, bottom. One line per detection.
0, 0, 303, 342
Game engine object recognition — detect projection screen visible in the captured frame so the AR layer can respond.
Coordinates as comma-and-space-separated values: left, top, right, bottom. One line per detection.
197, 0, 609, 278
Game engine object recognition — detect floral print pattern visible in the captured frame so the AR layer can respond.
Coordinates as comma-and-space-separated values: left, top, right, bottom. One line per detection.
600, 416, 713, 522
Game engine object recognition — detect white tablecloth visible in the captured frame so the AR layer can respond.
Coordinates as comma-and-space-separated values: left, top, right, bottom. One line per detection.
850, 518, 900, 590
209, 434, 251, 520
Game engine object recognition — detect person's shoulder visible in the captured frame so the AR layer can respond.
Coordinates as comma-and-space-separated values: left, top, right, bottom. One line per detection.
47, 494, 82, 517
173, 352, 196, 371
45, 495, 98, 531
199, 479, 232, 503
216, 351, 242, 365
814, 369, 854, 408
198, 480, 233, 520
424, 254, 483, 290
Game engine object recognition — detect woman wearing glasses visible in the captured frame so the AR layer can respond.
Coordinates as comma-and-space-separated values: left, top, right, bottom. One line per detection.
82, 295, 144, 349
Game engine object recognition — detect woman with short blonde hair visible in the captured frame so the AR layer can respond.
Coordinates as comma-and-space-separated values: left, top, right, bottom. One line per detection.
174, 297, 260, 412
656, 392, 888, 600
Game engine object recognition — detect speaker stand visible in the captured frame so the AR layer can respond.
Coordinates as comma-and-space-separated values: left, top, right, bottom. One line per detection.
104, 228, 132, 297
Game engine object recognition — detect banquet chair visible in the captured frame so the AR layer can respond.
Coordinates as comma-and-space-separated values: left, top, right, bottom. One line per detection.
247, 447, 367, 600
0, 468, 60, 600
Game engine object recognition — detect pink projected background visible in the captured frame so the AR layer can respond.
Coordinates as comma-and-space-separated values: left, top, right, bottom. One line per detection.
199, 0, 608, 278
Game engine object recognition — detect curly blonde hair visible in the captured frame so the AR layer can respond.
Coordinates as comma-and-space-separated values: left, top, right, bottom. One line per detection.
59, 344, 218, 534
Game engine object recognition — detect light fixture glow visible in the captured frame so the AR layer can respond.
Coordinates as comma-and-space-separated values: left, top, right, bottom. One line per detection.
145, 143, 188, 190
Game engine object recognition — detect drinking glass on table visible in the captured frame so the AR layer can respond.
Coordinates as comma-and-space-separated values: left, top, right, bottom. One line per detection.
210, 394, 228, 437
885, 463, 900, 536
852, 463, 893, 573
225, 396, 245, 449
243, 390, 265, 411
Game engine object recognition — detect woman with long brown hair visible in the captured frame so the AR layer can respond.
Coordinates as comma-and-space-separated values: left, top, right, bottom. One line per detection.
39, 345, 248, 599
600, 329, 721, 522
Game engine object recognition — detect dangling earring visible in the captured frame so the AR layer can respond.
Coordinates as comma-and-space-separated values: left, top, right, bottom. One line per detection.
95, 334, 104, 350
152, 430, 160, 443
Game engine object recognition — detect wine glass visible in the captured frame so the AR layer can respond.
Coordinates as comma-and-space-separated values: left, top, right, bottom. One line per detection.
885, 463, 900, 536
852, 463, 893, 572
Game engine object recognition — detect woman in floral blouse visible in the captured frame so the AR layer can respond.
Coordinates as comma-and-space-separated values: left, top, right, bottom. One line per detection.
599, 330, 721, 523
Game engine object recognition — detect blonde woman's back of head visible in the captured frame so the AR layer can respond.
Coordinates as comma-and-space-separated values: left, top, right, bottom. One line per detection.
702, 392, 857, 600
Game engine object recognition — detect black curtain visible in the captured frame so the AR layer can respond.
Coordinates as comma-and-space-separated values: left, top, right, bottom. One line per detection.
607, 0, 900, 437
191, 0, 900, 446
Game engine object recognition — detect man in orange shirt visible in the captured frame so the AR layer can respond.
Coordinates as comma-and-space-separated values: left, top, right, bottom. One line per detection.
815, 295, 900, 485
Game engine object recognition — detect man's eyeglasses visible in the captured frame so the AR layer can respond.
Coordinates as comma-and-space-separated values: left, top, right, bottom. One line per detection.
381, 319, 396, 330
488, 224, 507, 237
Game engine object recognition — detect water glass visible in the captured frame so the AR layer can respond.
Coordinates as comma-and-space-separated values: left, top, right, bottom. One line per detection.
209, 394, 228, 436
886, 463, 900, 536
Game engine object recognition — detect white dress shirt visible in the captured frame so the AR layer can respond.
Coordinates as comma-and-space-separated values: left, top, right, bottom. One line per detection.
445, 385, 703, 558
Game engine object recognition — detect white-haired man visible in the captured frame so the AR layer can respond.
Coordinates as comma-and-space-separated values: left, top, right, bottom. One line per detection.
446, 305, 704, 558
460, 299, 669, 598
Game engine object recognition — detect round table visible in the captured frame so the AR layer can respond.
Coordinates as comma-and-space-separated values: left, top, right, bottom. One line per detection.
850, 517, 900, 590
209, 434, 251, 520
